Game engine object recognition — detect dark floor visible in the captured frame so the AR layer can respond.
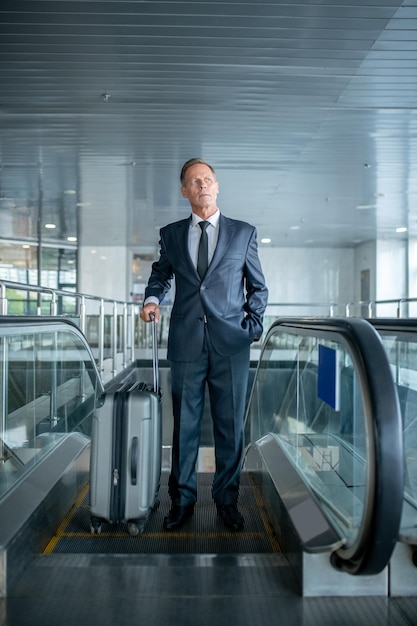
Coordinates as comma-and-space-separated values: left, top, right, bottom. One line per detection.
3, 472, 417, 626
4, 553, 417, 626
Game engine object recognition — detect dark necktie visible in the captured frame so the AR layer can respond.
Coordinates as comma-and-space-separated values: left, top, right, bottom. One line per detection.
197, 221, 209, 279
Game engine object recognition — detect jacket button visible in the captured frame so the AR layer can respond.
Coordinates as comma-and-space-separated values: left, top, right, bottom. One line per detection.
200, 285, 206, 291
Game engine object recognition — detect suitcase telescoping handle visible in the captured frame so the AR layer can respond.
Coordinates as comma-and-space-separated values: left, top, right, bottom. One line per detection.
131, 436, 138, 485
149, 311, 159, 393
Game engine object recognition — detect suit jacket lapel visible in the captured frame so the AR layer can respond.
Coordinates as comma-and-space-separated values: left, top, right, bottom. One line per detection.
206, 214, 234, 276
172, 214, 235, 279
174, 216, 198, 277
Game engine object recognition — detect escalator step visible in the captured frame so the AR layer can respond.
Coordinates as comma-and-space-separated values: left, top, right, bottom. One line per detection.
44, 473, 281, 555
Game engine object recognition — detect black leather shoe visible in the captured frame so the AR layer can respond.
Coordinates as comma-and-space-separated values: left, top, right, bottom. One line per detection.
216, 504, 244, 531
163, 504, 195, 531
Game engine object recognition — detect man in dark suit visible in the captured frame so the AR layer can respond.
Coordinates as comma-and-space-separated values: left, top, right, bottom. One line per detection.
140, 158, 268, 531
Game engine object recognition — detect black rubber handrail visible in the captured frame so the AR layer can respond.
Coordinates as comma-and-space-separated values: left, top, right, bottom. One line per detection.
248, 316, 404, 575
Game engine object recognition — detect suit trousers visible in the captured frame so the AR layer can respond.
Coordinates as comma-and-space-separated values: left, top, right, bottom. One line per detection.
168, 326, 250, 507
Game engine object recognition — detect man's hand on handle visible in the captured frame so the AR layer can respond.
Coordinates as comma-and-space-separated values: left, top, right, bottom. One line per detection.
140, 302, 160, 323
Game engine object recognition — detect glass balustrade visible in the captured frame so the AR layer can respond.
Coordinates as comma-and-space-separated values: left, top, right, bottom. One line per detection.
245, 318, 403, 573
369, 321, 417, 544
0, 319, 104, 499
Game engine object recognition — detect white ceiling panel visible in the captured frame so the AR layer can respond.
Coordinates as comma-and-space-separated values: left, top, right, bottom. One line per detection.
0, 0, 416, 251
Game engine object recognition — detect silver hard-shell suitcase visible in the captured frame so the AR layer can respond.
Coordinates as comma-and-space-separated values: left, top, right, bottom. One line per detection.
89, 317, 161, 535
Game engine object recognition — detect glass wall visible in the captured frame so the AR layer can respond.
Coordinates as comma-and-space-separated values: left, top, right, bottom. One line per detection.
374, 327, 417, 540
0, 159, 78, 309
247, 326, 367, 546
0, 320, 104, 498
0, 244, 77, 314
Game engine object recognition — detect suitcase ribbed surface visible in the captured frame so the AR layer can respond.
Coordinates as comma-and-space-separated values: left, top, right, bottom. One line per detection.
44, 472, 280, 554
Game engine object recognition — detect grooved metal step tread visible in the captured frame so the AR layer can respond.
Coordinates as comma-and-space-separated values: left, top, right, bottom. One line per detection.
45, 472, 281, 555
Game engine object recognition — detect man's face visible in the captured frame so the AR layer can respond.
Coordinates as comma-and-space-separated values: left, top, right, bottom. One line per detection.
181, 163, 219, 216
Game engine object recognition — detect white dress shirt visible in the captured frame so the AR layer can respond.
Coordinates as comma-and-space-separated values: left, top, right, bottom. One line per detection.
144, 210, 220, 306
189, 209, 220, 269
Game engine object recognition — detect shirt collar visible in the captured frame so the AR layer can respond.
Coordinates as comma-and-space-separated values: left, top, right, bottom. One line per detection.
191, 209, 220, 228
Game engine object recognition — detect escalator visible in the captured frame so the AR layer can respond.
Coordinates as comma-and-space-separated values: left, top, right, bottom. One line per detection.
366, 319, 417, 595
243, 318, 404, 584
0, 315, 405, 598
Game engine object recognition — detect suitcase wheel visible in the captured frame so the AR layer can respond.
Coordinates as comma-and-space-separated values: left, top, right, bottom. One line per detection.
127, 522, 145, 536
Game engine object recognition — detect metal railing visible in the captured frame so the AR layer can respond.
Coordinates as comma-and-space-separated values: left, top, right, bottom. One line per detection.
342, 298, 417, 318
2, 279, 417, 376
0, 280, 143, 378
268, 299, 417, 318
266, 298, 417, 319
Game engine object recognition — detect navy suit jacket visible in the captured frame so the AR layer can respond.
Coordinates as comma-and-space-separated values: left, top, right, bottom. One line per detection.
145, 213, 268, 362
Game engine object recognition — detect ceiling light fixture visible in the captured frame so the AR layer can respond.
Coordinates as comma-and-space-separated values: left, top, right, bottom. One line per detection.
261, 238, 271, 244
45, 223, 56, 229
67, 236, 77, 242
396, 227, 407, 233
